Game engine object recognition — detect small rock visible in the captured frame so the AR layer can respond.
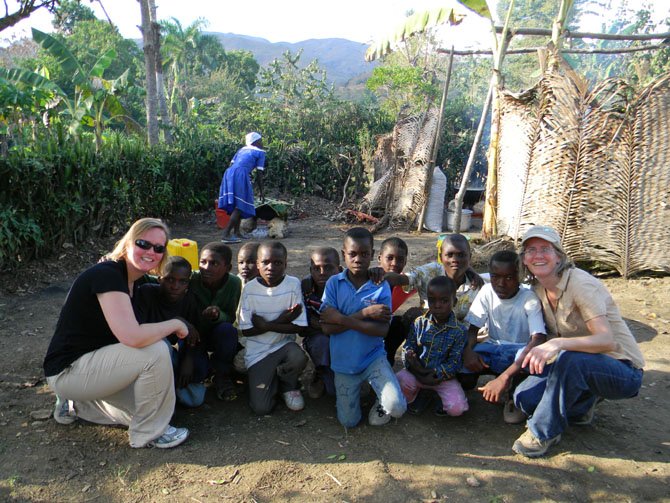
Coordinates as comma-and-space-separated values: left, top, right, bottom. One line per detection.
30, 409, 52, 420
466, 475, 481, 487
82, 484, 91, 493
431, 490, 438, 498
31, 421, 44, 427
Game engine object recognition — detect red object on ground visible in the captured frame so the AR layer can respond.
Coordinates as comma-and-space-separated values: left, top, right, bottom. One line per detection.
345, 209, 379, 224
215, 200, 230, 229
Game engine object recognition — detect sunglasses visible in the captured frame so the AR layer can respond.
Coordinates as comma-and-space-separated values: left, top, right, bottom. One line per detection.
135, 239, 166, 254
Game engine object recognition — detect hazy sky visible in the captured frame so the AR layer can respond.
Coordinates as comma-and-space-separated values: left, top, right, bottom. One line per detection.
2, 0, 491, 46
2, 0, 667, 48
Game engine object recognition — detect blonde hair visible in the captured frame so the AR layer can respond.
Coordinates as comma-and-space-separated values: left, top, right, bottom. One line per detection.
108, 218, 170, 274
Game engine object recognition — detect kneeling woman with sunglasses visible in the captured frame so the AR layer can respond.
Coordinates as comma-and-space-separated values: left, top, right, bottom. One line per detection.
43, 218, 193, 449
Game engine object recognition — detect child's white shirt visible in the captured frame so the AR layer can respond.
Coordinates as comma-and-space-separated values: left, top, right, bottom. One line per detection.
465, 283, 545, 344
238, 275, 308, 368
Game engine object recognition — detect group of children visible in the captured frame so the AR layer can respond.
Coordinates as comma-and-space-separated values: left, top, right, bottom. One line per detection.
137, 227, 547, 429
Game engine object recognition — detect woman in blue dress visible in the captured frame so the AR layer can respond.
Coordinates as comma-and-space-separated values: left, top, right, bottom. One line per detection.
218, 132, 266, 243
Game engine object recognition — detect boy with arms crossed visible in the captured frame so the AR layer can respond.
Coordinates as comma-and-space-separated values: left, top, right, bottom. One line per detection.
238, 241, 308, 414
320, 228, 407, 427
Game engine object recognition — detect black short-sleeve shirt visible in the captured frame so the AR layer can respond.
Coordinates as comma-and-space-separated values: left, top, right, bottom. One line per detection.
43, 260, 129, 377
133, 284, 201, 344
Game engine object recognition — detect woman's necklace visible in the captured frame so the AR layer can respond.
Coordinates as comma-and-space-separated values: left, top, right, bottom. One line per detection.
546, 288, 561, 311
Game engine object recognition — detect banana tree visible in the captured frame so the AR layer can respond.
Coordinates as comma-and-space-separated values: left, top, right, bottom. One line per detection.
0, 67, 62, 151
31, 28, 133, 150
365, 0, 493, 233
365, 1, 492, 62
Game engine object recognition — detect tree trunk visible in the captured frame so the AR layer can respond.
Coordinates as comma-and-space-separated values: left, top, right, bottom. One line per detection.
139, 0, 159, 145
149, 0, 172, 143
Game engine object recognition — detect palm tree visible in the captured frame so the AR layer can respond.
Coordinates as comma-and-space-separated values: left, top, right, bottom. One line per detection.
160, 17, 226, 118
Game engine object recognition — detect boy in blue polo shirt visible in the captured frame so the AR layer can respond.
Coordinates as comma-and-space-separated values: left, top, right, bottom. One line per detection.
320, 227, 407, 427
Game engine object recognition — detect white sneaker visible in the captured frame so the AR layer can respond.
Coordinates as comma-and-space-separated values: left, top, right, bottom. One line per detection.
282, 390, 305, 411
146, 425, 189, 449
53, 396, 77, 425
368, 399, 391, 426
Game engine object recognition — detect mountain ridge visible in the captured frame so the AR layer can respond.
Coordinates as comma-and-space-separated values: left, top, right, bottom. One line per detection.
208, 32, 377, 86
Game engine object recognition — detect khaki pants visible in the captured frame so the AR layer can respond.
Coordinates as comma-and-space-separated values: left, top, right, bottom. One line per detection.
47, 341, 175, 448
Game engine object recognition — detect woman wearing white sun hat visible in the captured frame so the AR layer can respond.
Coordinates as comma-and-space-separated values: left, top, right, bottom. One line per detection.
511, 225, 644, 458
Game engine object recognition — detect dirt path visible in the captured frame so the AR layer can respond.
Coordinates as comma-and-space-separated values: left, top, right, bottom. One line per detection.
1, 207, 668, 502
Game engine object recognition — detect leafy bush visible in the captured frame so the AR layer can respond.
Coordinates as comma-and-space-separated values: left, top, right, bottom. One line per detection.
0, 130, 234, 269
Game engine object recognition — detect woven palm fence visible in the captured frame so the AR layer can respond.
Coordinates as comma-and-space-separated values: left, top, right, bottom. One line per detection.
495, 67, 670, 277
359, 105, 439, 228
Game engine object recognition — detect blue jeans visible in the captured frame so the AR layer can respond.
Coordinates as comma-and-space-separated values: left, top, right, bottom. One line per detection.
208, 322, 240, 378
513, 351, 643, 441
334, 355, 407, 428
164, 339, 208, 407
460, 342, 526, 375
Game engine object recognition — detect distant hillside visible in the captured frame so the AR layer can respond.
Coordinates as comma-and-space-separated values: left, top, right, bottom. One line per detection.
209, 32, 377, 87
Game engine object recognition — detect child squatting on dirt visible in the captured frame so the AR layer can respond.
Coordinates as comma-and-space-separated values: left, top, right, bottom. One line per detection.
301, 246, 342, 398
396, 276, 469, 417
461, 250, 547, 424
189, 242, 242, 401
320, 227, 407, 427
133, 256, 208, 407
237, 241, 308, 415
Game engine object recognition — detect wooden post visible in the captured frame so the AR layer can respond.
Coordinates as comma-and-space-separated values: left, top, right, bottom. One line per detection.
457, 0, 515, 234
417, 47, 454, 233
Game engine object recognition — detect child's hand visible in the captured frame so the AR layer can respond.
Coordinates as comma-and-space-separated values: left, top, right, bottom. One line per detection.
478, 374, 510, 403
202, 306, 220, 321
184, 323, 200, 348
405, 350, 421, 370
417, 371, 441, 386
274, 303, 303, 324
308, 315, 322, 331
462, 347, 489, 373
177, 352, 195, 388
362, 303, 391, 322
368, 267, 386, 284
251, 313, 269, 331
319, 307, 342, 325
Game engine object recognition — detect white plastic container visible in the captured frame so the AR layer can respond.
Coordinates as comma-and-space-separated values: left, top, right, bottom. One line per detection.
446, 209, 472, 231
423, 167, 447, 232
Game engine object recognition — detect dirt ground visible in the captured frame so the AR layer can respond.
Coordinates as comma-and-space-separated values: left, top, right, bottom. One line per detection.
0, 198, 668, 503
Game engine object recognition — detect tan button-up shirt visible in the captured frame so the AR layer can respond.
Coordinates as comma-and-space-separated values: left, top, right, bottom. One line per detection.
533, 268, 644, 369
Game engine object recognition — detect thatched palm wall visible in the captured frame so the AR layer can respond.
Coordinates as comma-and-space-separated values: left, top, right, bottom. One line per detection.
496, 69, 670, 277
360, 106, 439, 227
